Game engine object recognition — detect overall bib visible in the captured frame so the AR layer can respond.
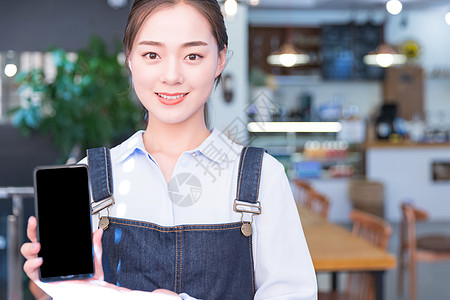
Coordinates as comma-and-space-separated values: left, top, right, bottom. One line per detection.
87, 146, 265, 299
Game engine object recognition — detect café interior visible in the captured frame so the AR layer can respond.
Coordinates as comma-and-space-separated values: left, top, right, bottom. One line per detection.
1, 0, 450, 299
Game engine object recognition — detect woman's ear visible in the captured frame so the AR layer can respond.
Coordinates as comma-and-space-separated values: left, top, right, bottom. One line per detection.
127, 53, 133, 73
215, 46, 227, 78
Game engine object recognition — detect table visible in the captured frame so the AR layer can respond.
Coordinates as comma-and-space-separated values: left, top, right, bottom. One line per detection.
298, 206, 397, 300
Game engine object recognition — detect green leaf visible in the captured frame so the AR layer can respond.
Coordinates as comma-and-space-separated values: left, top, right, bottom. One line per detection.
10, 35, 142, 162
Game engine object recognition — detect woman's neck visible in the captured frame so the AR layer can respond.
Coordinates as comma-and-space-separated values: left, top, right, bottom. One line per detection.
143, 119, 211, 156
143, 118, 211, 185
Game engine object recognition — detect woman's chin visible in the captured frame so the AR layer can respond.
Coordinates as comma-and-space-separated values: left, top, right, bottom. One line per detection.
147, 110, 205, 127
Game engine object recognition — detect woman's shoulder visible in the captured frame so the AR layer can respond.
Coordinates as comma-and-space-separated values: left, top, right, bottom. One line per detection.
258, 152, 287, 186
78, 130, 145, 165
210, 128, 284, 175
109, 130, 146, 162
261, 151, 284, 172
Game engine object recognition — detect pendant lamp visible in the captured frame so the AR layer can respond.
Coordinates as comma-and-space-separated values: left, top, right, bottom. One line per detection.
363, 43, 406, 68
265, 0, 310, 68
267, 43, 310, 68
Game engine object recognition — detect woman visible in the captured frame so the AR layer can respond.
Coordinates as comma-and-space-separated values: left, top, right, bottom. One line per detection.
21, 1, 317, 299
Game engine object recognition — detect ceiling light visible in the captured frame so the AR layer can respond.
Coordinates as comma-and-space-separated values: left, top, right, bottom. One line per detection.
267, 43, 310, 68
224, 0, 238, 17
363, 43, 406, 68
107, 0, 127, 9
445, 12, 450, 26
4, 64, 18, 77
386, 0, 402, 15
247, 122, 342, 133
248, 0, 260, 5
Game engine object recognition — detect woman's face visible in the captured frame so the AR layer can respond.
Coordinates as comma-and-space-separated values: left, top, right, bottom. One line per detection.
129, 3, 226, 127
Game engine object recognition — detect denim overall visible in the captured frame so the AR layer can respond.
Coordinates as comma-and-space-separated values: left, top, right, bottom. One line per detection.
87, 146, 265, 299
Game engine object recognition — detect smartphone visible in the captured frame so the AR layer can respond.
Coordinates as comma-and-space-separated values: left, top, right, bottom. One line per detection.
33, 164, 95, 282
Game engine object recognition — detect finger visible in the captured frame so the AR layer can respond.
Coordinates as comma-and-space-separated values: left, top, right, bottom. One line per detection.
153, 289, 180, 296
21, 242, 40, 259
27, 216, 38, 243
92, 228, 104, 281
23, 257, 43, 282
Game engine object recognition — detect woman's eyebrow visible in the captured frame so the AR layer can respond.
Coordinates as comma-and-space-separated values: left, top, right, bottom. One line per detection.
137, 40, 208, 48
137, 40, 163, 46
182, 41, 208, 48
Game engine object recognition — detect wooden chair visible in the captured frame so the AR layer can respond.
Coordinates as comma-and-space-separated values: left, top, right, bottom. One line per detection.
293, 179, 314, 207
319, 209, 392, 300
350, 209, 392, 252
305, 189, 330, 219
398, 202, 450, 300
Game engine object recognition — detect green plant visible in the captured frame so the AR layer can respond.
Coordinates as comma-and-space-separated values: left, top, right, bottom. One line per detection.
10, 36, 143, 162
249, 67, 277, 90
249, 67, 268, 86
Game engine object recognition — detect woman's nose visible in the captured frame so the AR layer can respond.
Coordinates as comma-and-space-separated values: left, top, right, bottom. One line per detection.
160, 58, 183, 85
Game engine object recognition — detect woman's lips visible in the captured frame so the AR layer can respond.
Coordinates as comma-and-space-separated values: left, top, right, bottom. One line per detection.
156, 92, 188, 106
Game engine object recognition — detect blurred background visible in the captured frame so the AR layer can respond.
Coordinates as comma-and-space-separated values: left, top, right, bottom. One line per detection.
1, 0, 450, 299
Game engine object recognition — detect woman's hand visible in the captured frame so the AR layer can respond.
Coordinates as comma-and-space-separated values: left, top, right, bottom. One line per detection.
21, 217, 180, 299
92, 227, 105, 280
153, 289, 181, 297
21, 216, 42, 282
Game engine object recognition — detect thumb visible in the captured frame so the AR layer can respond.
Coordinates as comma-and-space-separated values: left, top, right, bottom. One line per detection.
92, 228, 104, 281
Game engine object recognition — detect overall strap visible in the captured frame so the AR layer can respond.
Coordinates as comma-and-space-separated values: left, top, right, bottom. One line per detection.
234, 146, 265, 237
87, 147, 115, 215
236, 146, 266, 204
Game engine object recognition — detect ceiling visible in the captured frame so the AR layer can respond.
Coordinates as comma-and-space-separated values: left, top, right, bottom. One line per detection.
253, 0, 450, 10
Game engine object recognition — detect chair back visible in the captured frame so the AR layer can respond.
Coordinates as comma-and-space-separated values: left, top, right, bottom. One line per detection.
350, 209, 392, 249
398, 202, 450, 300
293, 179, 313, 206
400, 202, 429, 255
345, 209, 392, 300
306, 189, 330, 219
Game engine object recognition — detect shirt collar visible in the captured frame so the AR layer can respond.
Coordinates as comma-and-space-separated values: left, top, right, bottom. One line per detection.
196, 129, 242, 165
115, 128, 242, 165
116, 130, 147, 163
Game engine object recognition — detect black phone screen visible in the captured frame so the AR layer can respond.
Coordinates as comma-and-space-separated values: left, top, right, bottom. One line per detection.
34, 165, 94, 281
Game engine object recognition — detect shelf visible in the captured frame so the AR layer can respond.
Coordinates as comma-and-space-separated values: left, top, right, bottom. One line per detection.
250, 126, 364, 179
365, 141, 450, 149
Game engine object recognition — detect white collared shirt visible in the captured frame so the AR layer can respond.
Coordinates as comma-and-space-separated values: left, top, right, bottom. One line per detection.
83, 129, 317, 300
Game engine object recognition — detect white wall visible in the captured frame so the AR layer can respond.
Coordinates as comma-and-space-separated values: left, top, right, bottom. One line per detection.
385, 5, 450, 72
209, 4, 249, 144
385, 5, 450, 125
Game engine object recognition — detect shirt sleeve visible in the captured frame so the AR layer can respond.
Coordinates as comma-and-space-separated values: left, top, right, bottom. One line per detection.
253, 155, 317, 300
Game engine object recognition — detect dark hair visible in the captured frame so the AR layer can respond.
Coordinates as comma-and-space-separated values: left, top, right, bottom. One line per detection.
124, 0, 228, 127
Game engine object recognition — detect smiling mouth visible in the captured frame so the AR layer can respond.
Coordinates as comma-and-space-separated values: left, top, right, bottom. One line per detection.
156, 93, 188, 100
156, 92, 189, 105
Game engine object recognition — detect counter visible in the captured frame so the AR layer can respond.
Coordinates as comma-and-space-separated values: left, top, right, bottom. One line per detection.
366, 143, 450, 222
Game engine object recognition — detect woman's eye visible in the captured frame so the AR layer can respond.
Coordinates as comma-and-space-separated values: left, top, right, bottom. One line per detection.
186, 54, 202, 61
144, 52, 159, 60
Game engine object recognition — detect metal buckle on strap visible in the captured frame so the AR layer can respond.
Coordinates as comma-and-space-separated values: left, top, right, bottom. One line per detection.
91, 196, 115, 215
234, 199, 261, 237
233, 199, 261, 215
